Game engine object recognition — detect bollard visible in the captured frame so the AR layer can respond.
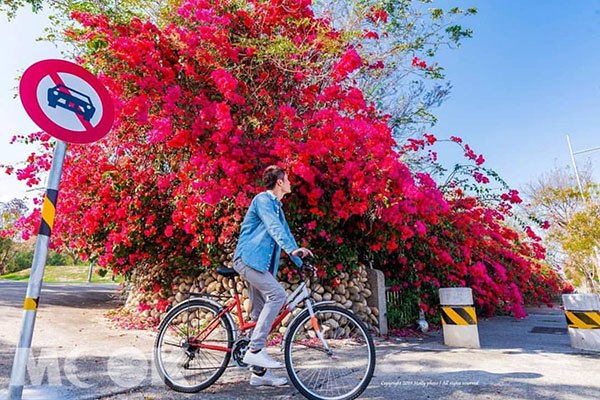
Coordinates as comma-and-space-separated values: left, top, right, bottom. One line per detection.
562, 293, 600, 351
439, 287, 480, 348
366, 269, 388, 336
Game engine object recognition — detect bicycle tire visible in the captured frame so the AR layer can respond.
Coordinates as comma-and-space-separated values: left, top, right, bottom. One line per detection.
154, 298, 233, 393
284, 304, 376, 400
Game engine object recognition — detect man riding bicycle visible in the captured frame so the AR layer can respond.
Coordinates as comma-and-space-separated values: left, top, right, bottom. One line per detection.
232, 165, 313, 387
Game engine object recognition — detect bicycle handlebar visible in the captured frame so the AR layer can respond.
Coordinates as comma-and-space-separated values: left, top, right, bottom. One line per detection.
295, 250, 317, 277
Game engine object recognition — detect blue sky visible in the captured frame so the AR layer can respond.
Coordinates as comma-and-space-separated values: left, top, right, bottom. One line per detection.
0, 7, 65, 204
1, 1, 600, 206
430, 0, 600, 191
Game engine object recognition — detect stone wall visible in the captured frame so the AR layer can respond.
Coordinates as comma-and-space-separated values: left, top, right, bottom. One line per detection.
124, 262, 381, 334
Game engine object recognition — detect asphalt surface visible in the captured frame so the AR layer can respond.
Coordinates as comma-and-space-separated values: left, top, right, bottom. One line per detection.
0, 280, 599, 400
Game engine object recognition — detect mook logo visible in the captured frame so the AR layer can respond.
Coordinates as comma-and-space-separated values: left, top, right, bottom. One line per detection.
2, 346, 163, 399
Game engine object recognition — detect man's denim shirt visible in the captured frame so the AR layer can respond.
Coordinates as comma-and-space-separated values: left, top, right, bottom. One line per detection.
233, 191, 302, 276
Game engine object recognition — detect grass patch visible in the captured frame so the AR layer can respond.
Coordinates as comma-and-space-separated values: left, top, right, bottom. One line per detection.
0, 265, 124, 283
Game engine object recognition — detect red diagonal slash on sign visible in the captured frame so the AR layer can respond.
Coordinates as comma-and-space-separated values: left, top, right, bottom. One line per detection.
20, 59, 115, 144
48, 72, 95, 131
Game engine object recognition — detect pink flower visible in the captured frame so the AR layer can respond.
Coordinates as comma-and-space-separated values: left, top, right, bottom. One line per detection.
493, 263, 507, 282
501, 190, 522, 204
541, 221, 550, 229
331, 48, 362, 82
156, 298, 170, 312
214, 102, 233, 133
414, 220, 427, 236
424, 133, 436, 145
211, 69, 245, 104
363, 30, 379, 40
412, 57, 427, 68
366, 7, 388, 24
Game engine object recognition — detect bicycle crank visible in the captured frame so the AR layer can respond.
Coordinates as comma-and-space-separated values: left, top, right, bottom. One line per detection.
231, 337, 251, 369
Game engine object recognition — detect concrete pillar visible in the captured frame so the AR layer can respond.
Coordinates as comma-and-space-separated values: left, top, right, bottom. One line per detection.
439, 287, 480, 348
366, 269, 388, 336
562, 293, 600, 351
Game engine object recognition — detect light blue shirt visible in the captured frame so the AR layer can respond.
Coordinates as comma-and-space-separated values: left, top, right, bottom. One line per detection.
233, 191, 302, 276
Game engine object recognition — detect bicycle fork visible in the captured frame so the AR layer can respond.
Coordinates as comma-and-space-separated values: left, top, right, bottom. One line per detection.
305, 299, 333, 355
280, 282, 334, 354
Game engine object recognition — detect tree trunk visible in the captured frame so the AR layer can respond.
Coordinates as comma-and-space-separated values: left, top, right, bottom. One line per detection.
589, 251, 600, 294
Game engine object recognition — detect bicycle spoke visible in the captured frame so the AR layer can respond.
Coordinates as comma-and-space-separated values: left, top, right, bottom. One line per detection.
155, 301, 232, 392
286, 306, 374, 400
163, 341, 183, 348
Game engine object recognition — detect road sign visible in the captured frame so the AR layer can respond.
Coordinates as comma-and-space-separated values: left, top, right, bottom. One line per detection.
9, 59, 114, 400
19, 59, 114, 144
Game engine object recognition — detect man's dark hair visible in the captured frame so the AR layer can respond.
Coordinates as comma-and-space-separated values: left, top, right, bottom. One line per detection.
263, 165, 286, 189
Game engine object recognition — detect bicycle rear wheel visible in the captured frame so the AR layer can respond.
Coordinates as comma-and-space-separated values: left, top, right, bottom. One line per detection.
154, 299, 233, 392
284, 305, 376, 400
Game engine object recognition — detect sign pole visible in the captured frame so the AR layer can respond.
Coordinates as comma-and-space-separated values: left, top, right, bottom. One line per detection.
8, 140, 67, 400
10, 57, 114, 398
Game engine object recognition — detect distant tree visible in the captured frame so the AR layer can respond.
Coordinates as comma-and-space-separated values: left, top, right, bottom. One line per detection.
0, 236, 14, 274
554, 195, 600, 294
0, 199, 28, 274
524, 163, 599, 293
61, 246, 81, 265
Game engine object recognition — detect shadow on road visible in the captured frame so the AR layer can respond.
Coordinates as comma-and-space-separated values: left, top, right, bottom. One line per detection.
375, 368, 600, 400
0, 281, 124, 310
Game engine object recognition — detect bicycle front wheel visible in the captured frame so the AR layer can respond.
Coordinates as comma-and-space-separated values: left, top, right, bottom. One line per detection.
285, 305, 376, 400
154, 299, 233, 393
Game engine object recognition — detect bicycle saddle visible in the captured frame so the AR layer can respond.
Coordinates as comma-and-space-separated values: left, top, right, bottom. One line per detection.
216, 267, 238, 278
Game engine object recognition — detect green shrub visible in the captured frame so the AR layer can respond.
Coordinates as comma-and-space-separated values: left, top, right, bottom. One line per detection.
46, 251, 67, 266
7, 250, 34, 273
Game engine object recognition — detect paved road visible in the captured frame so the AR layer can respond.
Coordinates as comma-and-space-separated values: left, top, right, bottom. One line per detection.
1, 280, 599, 400
0, 280, 123, 309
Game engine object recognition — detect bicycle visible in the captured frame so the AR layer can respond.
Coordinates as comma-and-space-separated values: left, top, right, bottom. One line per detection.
154, 252, 376, 400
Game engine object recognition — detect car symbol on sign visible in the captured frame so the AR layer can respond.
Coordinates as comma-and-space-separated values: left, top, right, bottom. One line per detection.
47, 84, 96, 122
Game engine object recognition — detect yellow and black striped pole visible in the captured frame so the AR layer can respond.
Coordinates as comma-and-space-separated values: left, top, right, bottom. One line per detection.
8, 140, 67, 400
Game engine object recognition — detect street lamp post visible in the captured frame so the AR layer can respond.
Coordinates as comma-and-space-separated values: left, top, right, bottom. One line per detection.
566, 134, 600, 200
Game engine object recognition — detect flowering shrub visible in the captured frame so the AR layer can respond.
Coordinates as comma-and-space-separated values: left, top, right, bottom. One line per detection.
3, 0, 566, 324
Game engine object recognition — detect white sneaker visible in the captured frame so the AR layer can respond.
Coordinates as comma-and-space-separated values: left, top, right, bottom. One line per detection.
242, 348, 284, 369
250, 369, 288, 386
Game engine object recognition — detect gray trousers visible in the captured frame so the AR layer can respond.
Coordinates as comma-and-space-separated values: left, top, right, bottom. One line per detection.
233, 257, 286, 350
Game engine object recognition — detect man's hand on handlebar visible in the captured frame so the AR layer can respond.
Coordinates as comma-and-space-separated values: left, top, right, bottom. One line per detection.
291, 248, 317, 278
291, 247, 314, 259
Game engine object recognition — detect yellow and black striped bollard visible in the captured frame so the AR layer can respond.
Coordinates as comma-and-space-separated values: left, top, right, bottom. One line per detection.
562, 294, 600, 352
441, 306, 478, 326
439, 288, 480, 348
565, 310, 600, 330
